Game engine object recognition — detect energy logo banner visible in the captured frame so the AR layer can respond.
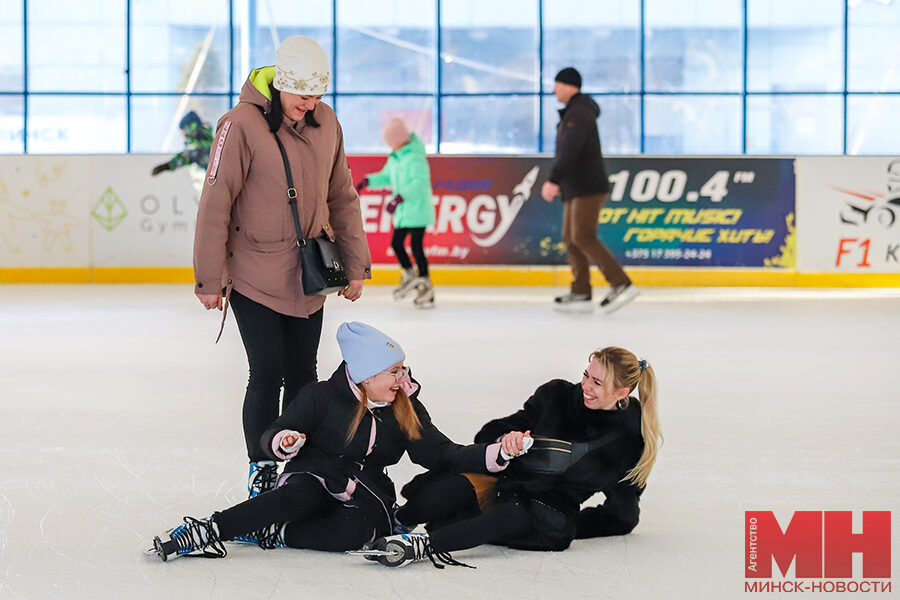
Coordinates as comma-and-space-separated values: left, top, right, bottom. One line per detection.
348, 155, 795, 267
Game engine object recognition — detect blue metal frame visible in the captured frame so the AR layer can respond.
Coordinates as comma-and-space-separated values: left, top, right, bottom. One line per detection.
6, 0, 898, 155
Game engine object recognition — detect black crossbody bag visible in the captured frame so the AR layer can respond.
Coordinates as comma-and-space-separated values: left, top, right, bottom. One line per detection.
514, 432, 623, 476
272, 133, 349, 295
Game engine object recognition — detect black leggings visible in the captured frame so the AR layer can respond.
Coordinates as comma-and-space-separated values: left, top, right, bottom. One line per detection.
213, 474, 376, 551
391, 227, 428, 276
396, 474, 533, 554
230, 290, 323, 461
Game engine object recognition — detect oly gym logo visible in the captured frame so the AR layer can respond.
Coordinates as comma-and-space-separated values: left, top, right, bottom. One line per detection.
744, 511, 891, 593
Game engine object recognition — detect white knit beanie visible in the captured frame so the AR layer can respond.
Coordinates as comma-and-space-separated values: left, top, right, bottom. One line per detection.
337, 322, 406, 384
274, 36, 330, 95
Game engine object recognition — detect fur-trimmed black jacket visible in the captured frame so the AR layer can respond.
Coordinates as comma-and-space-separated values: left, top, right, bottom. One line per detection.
474, 379, 645, 542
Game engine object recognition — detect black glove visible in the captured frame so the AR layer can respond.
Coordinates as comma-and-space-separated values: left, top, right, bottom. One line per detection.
355, 177, 368, 192
151, 163, 171, 176
385, 193, 404, 214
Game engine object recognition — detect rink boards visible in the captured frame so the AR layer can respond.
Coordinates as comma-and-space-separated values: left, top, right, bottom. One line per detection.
0, 153, 898, 286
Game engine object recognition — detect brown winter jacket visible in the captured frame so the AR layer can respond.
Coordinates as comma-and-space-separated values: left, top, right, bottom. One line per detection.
193, 67, 371, 318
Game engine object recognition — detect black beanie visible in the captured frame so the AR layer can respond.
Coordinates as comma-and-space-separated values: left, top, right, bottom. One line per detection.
554, 67, 582, 88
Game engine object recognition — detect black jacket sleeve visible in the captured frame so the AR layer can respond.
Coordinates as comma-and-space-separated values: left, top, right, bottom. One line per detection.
574, 480, 642, 538
548, 104, 591, 185
259, 384, 324, 460
473, 380, 563, 443
405, 399, 491, 473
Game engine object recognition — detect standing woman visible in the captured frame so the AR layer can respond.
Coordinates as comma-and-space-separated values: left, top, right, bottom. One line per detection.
193, 36, 371, 498
361, 346, 662, 567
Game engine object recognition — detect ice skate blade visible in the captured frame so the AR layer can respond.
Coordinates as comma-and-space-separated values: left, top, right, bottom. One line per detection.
553, 302, 594, 314
346, 549, 397, 557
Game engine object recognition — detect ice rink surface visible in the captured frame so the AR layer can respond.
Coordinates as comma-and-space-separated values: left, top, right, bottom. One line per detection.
1, 284, 898, 599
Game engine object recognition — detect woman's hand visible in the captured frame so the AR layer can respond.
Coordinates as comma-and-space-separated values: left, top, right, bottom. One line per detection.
273, 430, 306, 459
339, 279, 364, 302
196, 292, 223, 311
500, 430, 532, 458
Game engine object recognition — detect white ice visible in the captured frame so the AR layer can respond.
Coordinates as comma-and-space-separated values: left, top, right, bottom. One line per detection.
1, 284, 898, 599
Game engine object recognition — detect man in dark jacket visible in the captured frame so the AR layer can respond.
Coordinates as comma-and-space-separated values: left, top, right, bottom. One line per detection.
541, 67, 639, 314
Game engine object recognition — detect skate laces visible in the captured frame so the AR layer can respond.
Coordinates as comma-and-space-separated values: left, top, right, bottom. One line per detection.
173, 517, 227, 558
256, 523, 286, 550
408, 535, 474, 570
249, 462, 278, 497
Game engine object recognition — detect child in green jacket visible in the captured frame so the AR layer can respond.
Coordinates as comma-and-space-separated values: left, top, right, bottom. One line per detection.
357, 119, 436, 308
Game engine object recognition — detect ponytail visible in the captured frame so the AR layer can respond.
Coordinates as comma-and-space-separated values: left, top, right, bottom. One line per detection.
590, 347, 663, 488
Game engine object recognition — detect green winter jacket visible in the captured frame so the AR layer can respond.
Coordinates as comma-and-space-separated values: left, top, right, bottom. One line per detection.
365, 132, 435, 228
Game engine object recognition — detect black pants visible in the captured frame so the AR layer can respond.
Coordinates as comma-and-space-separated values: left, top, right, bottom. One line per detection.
230, 290, 323, 461
391, 227, 428, 276
214, 474, 376, 551
397, 474, 533, 554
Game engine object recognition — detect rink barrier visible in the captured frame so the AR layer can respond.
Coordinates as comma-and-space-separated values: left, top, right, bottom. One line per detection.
1, 154, 899, 286
2, 266, 899, 287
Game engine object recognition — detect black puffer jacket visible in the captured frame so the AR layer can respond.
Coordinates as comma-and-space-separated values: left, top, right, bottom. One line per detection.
473, 379, 644, 549
547, 93, 611, 200
261, 363, 492, 536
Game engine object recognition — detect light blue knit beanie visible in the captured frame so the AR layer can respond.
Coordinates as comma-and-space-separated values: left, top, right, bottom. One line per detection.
337, 321, 406, 383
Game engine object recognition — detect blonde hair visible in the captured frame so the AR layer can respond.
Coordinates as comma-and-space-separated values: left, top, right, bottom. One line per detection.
345, 386, 422, 444
589, 347, 662, 488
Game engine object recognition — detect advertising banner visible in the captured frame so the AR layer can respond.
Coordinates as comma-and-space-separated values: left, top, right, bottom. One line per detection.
90, 155, 200, 267
349, 156, 796, 268
796, 157, 900, 273
0, 155, 92, 267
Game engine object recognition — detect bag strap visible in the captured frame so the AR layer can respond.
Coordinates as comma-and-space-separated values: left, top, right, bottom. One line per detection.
569, 430, 624, 462
272, 132, 306, 248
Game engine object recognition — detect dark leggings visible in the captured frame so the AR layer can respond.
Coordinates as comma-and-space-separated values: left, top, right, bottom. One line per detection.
391, 227, 428, 276
230, 290, 323, 461
213, 474, 376, 551
396, 474, 533, 554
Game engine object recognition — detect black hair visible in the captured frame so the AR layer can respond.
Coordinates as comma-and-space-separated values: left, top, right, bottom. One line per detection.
266, 86, 320, 132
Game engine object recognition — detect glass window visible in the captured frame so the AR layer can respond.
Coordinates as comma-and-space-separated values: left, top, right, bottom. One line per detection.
848, 0, 900, 92
337, 96, 435, 154
543, 0, 640, 93
27, 95, 126, 153
337, 0, 435, 93
847, 95, 900, 155
441, 96, 538, 154
0, 1, 24, 92
132, 0, 231, 93
231, 0, 332, 92
645, 0, 743, 92
542, 94, 639, 155
746, 95, 843, 155
441, 0, 538, 93
747, 0, 844, 92
27, 0, 126, 92
0, 96, 25, 153
644, 95, 741, 154
131, 95, 231, 153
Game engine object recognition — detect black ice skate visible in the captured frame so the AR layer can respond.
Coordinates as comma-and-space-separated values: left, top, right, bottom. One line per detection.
553, 292, 593, 313
600, 284, 640, 314
150, 516, 227, 561
347, 532, 473, 569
